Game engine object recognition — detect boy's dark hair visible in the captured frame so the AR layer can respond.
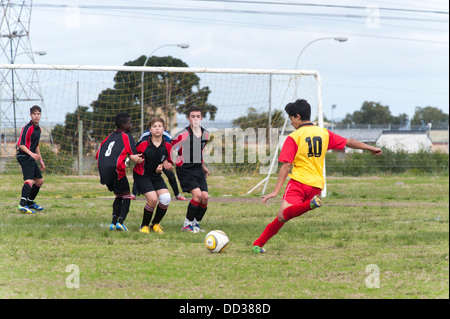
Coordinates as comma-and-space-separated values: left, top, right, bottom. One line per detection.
187, 106, 203, 117
284, 99, 311, 121
115, 112, 131, 129
30, 105, 42, 114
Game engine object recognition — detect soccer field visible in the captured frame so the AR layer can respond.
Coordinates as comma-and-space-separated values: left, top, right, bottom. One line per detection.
0, 174, 448, 299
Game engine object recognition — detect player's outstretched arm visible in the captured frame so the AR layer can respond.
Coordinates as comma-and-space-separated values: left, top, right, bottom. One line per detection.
262, 162, 292, 203
346, 139, 383, 156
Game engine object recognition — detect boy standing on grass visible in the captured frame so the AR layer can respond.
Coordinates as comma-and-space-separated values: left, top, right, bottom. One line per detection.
96, 113, 143, 231
252, 99, 383, 253
171, 107, 211, 233
133, 117, 174, 234
16, 105, 45, 214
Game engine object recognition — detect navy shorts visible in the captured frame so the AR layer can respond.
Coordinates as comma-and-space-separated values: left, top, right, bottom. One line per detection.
106, 175, 130, 195
17, 156, 43, 181
133, 172, 168, 194
176, 165, 208, 193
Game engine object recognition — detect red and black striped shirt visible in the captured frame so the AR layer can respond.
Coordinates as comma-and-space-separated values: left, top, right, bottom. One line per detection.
96, 130, 137, 184
16, 121, 41, 159
171, 126, 210, 168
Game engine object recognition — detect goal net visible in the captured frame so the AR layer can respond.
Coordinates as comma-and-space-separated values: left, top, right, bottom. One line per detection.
0, 64, 322, 192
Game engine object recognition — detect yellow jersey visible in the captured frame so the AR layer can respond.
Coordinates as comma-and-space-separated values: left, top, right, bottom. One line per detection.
278, 123, 347, 189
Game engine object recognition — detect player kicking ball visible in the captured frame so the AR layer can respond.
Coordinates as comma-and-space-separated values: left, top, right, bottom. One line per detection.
252, 99, 383, 253
16, 105, 45, 214
96, 113, 143, 231
171, 107, 211, 233
133, 117, 174, 234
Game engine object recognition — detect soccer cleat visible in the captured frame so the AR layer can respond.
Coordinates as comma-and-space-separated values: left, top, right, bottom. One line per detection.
140, 225, 150, 234
193, 223, 205, 233
28, 202, 44, 211
182, 225, 198, 233
310, 195, 322, 210
175, 194, 187, 201
152, 224, 164, 234
115, 223, 128, 231
109, 223, 116, 231
18, 205, 35, 214
252, 246, 266, 254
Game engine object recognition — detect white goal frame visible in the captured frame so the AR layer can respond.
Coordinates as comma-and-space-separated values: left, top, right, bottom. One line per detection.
0, 63, 325, 196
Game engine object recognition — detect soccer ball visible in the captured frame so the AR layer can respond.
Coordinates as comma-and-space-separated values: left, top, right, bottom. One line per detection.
205, 230, 229, 253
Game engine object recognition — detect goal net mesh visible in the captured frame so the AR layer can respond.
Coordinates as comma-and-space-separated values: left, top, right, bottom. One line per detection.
0, 64, 321, 177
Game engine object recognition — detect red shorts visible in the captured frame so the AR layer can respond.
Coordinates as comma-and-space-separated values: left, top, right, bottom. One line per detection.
282, 179, 321, 205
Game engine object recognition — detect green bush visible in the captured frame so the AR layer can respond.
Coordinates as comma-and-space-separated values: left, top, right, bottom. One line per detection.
3, 143, 75, 175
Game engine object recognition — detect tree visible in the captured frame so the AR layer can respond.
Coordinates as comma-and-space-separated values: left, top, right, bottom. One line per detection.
340, 101, 408, 126
120, 55, 217, 130
233, 107, 285, 130
52, 106, 94, 154
411, 106, 449, 127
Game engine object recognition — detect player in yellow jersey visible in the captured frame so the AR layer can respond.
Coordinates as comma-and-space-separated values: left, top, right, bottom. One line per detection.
252, 99, 383, 253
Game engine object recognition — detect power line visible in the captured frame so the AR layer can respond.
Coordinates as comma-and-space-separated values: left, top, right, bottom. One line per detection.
186, 0, 449, 15
29, 3, 449, 23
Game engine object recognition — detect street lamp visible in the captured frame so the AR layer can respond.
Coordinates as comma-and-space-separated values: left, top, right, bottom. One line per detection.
140, 44, 190, 134
295, 37, 347, 69
9, 49, 47, 141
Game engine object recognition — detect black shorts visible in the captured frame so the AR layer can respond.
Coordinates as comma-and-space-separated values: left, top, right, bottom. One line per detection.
17, 156, 43, 181
133, 172, 168, 194
106, 176, 130, 195
176, 165, 208, 193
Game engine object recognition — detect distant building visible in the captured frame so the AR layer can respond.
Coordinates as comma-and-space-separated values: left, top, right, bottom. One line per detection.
376, 131, 433, 153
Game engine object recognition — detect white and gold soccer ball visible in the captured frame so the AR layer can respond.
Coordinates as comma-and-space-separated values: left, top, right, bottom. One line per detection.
205, 230, 229, 253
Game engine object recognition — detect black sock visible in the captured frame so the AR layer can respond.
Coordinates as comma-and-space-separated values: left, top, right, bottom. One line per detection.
196, 203, 207, 222
27, 184, 41, 205
20, 182, 32, 206
141, 203, 154, 227
152, 203, 168, 225
186, 199, 200, 222
118, 198, 131, 224
112, 196, 123, 224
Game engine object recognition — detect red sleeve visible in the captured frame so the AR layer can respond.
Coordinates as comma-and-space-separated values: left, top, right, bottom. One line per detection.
24, 126, 34, 149
165, 143, 173, 164
327, 130, 347, 150
136, 140, 148, 153
278, 136, 298, 163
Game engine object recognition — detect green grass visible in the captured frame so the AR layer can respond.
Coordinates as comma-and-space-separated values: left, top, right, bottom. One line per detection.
0, 173, 448, 299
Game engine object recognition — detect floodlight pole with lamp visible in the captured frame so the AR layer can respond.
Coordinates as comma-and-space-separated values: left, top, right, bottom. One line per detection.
140, 44, 189, 134
6, 42, 47, 141
258, 37, 348, 196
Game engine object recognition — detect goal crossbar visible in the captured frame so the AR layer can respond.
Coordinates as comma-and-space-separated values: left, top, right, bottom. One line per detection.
0, 63, 320, 76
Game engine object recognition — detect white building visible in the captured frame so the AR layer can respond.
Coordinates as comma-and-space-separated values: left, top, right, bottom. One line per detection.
376, 131, 433, 153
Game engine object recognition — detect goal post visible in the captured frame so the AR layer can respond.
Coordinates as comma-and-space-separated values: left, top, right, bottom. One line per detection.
0, 63, 325, 195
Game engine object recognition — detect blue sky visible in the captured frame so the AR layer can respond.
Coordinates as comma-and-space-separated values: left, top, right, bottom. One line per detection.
16, 0, 450, 121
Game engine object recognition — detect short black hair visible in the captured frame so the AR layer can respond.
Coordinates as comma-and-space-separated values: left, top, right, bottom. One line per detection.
284, 99, 311, 121
30, 105, 41, 114
115, 112, 131, 129
187, 106, 203, 117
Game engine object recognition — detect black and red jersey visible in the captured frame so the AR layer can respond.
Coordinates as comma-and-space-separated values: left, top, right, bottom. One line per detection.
171, 126, 210, 168
133, 137, 173, 178
96, 130, 137, 184
16, 121, 41, 159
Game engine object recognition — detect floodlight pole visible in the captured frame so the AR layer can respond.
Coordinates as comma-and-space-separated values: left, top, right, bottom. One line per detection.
259, 37, 347, 195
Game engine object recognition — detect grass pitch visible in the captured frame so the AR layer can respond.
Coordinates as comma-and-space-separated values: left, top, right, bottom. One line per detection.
0, 173, 448, 299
